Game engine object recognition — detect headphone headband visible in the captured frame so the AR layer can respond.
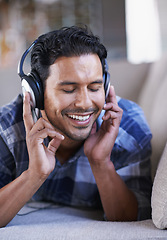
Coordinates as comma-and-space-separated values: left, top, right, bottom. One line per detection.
18, 39, 38, 78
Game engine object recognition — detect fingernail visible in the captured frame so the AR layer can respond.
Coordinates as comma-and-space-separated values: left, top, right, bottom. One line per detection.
60, 134, 64, 140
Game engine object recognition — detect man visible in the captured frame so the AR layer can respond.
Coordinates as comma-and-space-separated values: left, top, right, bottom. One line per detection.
0, 26, 152, 227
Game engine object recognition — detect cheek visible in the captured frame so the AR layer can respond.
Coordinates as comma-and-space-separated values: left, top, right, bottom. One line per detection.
95, 90, 105, 110
44, 92, 73, 117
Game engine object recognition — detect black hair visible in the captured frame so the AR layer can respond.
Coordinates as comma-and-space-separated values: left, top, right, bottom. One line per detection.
31, 25, 107, 88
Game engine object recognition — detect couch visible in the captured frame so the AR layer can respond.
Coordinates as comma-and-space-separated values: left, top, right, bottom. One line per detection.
0, 55, 167, 239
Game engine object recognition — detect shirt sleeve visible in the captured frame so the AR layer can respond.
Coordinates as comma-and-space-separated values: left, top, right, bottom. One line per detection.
0, 135, 16, 188
113, 98, 152, 220
117, 160, 152, 220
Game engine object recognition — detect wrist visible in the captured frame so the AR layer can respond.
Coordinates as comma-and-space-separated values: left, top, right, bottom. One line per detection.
25, 168, 46, 189
90, 159, 115, 178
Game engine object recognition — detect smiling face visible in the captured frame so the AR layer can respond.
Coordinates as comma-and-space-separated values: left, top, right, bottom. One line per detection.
42, 54, 105, 141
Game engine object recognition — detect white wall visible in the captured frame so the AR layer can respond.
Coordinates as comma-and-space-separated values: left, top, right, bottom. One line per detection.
157, 0, 167, 53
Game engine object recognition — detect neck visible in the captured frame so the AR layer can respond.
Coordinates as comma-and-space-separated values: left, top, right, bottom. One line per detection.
56, 137, 84, 165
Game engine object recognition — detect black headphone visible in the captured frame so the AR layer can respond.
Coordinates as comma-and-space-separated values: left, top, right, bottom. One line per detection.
18, 40, 44, 110
103, 59, 110, 99
18, 40, 110, 110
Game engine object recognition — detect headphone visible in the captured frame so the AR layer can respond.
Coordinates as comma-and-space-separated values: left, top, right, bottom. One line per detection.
18, 39, 110, 110
18, 40, 44, 110
103, 59, 110, 99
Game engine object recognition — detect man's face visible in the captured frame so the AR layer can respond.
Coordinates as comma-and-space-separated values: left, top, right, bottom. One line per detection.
42, 54, 105, 141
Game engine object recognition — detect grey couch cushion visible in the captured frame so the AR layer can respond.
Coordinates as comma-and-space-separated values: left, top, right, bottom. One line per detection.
152, 142, 167, 229
0, 202, 167, 240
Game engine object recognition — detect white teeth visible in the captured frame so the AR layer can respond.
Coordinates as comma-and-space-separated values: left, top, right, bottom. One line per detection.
68, 114, 90, 121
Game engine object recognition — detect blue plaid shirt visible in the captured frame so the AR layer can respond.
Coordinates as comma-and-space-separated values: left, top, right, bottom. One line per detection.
0, 95, 152, 220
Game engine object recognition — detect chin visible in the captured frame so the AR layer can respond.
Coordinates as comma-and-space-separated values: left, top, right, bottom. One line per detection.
64, 129, 92, 141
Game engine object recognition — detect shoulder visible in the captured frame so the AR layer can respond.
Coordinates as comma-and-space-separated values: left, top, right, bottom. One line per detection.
117, 96, 143, 115
0, 94, 23, 125
117, 96, 152, 137
0, 95, 25, 145
112, 97, 152, 168
116, 96, 152, 157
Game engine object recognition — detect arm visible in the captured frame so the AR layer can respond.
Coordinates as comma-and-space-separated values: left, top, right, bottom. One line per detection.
0, 92, 64, 227
90, 162, 138, 221
84, 86, 138, 221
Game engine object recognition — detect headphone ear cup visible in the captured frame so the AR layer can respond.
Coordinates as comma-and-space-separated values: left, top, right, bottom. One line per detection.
21, 71, 44, 109
29, 71, 44, 109
103, 59, 110, 99
103, 70, 110, 99
21, 76, 36, 109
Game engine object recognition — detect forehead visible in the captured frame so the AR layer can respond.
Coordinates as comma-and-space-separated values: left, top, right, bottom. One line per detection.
48, 54, 103, 80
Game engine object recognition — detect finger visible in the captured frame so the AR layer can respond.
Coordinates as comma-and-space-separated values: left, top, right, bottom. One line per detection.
28, 117, 64, 138
102, 111, 118, 121
103, 105, 123, 118
106, 85, 118, 105
103, 102, 120, 111
33, 128, 64, 143
48, 137, 63, 155
23, 92, 34, 133
29, 117, 53, 134
103, 111, 122, 129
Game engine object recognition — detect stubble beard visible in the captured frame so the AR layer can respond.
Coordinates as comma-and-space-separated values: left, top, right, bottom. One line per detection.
44, 108, 100, 141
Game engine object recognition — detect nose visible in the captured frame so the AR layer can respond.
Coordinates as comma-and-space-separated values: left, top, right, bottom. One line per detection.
74, 88, 92, 110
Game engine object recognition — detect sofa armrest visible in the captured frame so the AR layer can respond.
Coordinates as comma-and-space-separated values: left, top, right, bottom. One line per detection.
152, 142, 167, 229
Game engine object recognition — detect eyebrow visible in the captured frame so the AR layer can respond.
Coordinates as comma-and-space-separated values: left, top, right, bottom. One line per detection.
90, 80, 103, 84
58, 79, 103, 86
58, 81, 77, 86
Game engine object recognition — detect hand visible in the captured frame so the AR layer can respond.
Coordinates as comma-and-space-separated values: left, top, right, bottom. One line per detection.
23, 92, 64, 181
84, 86, 123, 167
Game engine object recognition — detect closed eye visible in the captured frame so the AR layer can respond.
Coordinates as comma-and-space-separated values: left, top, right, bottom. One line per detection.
59, 81, 76, 94
88, 81, 103, 92
89, 88, 100, 92
62, 89, 76, 93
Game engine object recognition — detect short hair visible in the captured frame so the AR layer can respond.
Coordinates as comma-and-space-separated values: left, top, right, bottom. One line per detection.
31, 25, 107, 88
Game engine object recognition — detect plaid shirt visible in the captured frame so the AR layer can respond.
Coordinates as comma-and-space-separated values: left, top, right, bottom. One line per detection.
0, 95, 152, 220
